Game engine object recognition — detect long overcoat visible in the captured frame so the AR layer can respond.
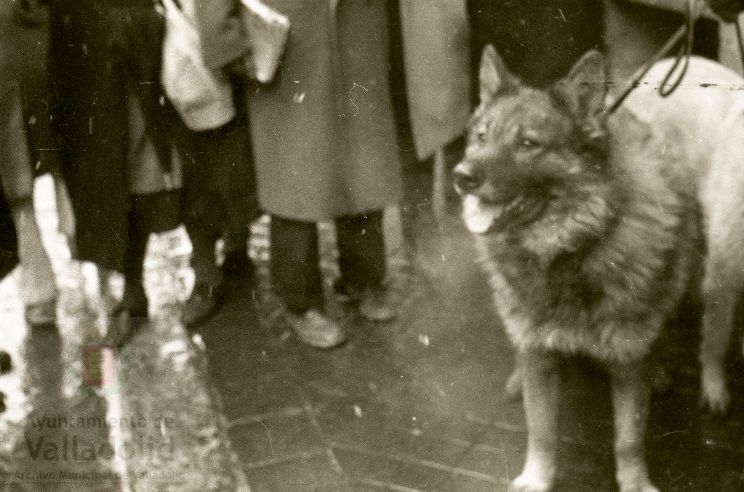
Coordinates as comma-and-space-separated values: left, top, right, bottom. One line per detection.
199, 0, 402, 221
0, 2, 50, 279
398, 0, 470, 161
0, 81, 31, 279
46, 1, 179, 272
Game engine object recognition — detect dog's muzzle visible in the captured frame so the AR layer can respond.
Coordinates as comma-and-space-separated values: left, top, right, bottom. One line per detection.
453, 162, 485, 194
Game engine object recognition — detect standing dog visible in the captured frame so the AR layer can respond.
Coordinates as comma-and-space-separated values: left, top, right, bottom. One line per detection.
454, 46, 744, 492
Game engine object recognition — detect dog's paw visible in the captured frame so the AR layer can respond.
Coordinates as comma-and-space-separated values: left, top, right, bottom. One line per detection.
700, 372, 731, 415
616, 461, 659, 492
618, 480, 659, 492
620, 482, 659, 492
509, 472, 552, 492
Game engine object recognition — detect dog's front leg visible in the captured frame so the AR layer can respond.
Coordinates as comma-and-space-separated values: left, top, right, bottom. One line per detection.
511, 349, 559, 492
609, 362, 658, 492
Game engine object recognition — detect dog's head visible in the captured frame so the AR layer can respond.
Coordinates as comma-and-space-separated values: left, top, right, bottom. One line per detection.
454, 46, 613, 236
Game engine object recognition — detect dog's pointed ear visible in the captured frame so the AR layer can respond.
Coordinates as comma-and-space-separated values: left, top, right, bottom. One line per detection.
553, 50, 607, 127
480, 45, 519, 103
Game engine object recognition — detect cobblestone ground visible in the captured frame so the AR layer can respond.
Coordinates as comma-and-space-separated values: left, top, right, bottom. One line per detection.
202, 201, 744, 491
2, 170, 744, 491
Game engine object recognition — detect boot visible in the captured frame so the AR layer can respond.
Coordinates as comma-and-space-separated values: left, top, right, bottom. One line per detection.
182, 221, 224, 328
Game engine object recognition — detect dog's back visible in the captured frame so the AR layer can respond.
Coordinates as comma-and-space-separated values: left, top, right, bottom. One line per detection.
624, 57, 744, 195
626, 56, 744, 135
621, 57, 744, 413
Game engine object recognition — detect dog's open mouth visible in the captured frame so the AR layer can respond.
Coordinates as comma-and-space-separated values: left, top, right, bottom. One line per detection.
462, 193, 546, 234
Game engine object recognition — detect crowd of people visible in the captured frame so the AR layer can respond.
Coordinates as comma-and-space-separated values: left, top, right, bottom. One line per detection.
0, 0, 740, 363
0, 0, 467, 352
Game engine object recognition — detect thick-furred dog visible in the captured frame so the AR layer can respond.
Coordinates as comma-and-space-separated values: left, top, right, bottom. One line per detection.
454, 46, 744, 492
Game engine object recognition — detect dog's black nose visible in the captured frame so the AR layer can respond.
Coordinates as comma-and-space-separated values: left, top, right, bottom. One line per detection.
453, 162, 484, 193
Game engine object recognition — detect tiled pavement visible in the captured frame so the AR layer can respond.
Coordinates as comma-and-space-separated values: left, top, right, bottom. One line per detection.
200, 208, 744, 491
2, 174, 744, 491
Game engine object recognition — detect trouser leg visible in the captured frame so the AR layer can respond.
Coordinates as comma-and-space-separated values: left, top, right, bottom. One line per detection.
209, 117, 257, 258
124, 190, 181, 312
335, 210, 386, 291
179, 133, 222, 289
184, 219, 221, 288
179, 116, 257, 283
270, 216, 322, 313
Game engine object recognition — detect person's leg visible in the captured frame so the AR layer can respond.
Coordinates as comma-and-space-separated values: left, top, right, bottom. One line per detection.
181, 181, 224, 326
176, 81, 257, 289
177, 124, 227, 326
270, 216, 323, 313
100, 5, 182, 333
221, 224, 251, 277
10, 196, 57, 326
124, 190, 182, 314
206, 113, 258, 279
181, 171, 222, 295
335, 210, 396, 322
0, 81, 57, 326
120, 200, 150, 319
335, 210, 386, 292
271, 215, 345, 348
106, 189, 180, 345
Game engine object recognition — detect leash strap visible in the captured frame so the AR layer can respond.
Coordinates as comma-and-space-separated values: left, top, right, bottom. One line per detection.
605, 0, 701, 116
659, 0, 697, 97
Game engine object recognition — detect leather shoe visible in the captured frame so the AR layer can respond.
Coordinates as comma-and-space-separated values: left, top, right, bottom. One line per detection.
105, 282, 148, 347
285, 309, 346, 349
182, 281, 224, 328
358, 287, 397, 322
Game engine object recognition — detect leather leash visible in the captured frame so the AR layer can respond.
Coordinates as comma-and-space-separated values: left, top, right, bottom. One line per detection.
605, 0, 700, 116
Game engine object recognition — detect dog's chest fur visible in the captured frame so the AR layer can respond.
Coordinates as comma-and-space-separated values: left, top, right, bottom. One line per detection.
477, 110, 701, 364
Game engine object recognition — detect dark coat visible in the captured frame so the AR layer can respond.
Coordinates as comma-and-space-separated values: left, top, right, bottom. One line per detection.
0, 0, 52, 175
398, 0, 471, 161
0, 3, 48, 279
198, 0, 402, 221
0, 80, 33, 279
46, 1, 178, 272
